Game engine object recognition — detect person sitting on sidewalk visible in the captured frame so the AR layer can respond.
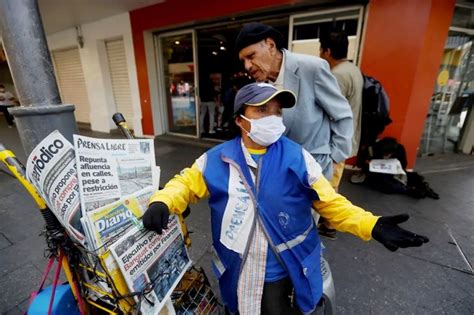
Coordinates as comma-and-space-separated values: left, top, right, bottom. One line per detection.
143, 82, 429, 315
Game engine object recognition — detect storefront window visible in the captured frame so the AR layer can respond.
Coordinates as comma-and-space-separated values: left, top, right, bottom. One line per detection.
289, 7, 364, 63
419, 6, 473, 156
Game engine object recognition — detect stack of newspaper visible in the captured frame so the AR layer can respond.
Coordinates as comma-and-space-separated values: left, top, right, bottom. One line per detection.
25, 130, 192, 314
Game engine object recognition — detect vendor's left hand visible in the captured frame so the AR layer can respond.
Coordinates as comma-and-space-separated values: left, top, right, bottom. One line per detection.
372, 214, 429, 251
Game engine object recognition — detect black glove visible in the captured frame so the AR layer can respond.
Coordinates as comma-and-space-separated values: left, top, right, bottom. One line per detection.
372, 214, 429, 252
143, 202, 170, 234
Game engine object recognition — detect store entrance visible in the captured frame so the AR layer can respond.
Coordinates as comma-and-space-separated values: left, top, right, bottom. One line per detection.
154, 5, 365, 140
196, 17, 289, 140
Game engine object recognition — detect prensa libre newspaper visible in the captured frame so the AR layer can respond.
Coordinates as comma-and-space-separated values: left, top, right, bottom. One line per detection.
110, 215, 192, 314
73, 135, 159, 214
26, 130, 85, 244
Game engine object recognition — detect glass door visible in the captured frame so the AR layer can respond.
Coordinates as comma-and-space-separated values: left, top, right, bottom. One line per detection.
420, 33, 473, 155
157, 31, 199, 137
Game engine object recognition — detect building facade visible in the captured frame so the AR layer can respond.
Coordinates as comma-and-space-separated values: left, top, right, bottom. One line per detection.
1, 0, 461, 167
129, 0, 456, 168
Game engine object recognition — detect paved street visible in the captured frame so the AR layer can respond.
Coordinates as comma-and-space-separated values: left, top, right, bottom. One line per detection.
1, 119, 473, 314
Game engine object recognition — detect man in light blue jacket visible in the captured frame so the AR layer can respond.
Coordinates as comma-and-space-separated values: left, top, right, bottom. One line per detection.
236, 23, 353, 181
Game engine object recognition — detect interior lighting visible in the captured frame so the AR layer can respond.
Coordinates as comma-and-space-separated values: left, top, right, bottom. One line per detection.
212, 51, 218, 55
175, 41, 180, 45
220, 46, 226, 51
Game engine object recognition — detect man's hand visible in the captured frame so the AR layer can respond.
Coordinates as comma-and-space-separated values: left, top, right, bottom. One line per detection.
143, 202, 170, 234
372, 214, 429, 251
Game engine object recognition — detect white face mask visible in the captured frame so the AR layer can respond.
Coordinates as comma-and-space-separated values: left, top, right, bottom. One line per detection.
240, 114, 286, 147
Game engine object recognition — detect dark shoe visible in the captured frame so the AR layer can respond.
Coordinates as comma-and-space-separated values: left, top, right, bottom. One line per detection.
424, 184, 440, 199
318, 224, 337, 240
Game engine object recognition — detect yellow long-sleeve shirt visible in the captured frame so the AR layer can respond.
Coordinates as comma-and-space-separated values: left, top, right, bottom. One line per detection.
149, 152, 378, 241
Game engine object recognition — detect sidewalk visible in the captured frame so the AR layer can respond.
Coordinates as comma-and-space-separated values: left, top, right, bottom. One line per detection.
1, 119, 473, 314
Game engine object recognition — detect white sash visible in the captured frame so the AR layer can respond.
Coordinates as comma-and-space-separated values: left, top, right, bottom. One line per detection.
220, 166, 255, 254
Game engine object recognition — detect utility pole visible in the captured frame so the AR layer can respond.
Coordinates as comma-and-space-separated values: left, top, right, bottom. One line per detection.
0, 0, 78, 156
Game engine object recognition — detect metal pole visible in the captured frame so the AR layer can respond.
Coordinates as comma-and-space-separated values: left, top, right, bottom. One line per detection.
0, 0, 78, 155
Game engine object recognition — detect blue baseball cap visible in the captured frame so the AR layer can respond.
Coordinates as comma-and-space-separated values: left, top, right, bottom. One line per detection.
234, 82, 296, 114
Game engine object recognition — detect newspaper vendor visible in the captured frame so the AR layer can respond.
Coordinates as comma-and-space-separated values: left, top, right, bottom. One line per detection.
143, 82, 429, 315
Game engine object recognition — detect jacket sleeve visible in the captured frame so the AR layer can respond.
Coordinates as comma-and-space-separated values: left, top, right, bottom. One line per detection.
311, 175, 379, 241
149, 157, 209, 215
313, 59, 353, 163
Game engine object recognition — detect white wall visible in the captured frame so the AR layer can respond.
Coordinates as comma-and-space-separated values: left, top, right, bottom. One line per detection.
47, 13, 143, 136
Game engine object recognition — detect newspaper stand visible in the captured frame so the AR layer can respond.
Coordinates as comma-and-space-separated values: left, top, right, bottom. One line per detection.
75, 249, 136, 313
1, 114, 224, 314
72, 224, 223, 314
172, 267, 223, 314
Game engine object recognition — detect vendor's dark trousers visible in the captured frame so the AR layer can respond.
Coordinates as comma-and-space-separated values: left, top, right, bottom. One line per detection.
224, 277, 322, 314
261, 277, 301, 315
0, 105, 14, 126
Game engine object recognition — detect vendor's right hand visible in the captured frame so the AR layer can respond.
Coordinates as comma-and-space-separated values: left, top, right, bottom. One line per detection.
143, 202, 170, 234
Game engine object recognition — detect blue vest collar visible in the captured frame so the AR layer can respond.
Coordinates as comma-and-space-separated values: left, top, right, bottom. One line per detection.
220, 137, 256, 192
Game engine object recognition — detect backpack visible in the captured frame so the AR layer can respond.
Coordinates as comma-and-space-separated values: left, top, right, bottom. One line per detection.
359, 75, 392, 147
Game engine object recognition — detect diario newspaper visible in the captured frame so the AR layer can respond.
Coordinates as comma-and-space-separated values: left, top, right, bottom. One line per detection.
84, 187, 154, 252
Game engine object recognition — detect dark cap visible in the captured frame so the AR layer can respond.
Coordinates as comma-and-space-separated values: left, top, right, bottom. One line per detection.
234, 82, 296, 114
235, 22, 283, 53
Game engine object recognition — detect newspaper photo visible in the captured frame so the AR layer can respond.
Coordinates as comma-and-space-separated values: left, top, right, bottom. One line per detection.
109, 215, 192, 314
85, 187, 154, 252
369, 158, 407, 175
26, 130, 85, 244
73, 135, 158, 214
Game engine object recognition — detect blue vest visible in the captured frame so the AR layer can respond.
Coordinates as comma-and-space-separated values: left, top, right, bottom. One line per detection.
203, 136, 323, 314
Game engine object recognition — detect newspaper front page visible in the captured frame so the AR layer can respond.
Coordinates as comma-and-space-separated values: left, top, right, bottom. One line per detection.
73, 135, 158, 214
85, 187, 154, 252
109, 215, 191, 314
369, 158, 406, 175
25, 130, 85, 244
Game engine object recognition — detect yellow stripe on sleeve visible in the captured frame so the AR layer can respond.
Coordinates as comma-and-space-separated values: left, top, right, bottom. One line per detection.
312, 176, 379, 241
